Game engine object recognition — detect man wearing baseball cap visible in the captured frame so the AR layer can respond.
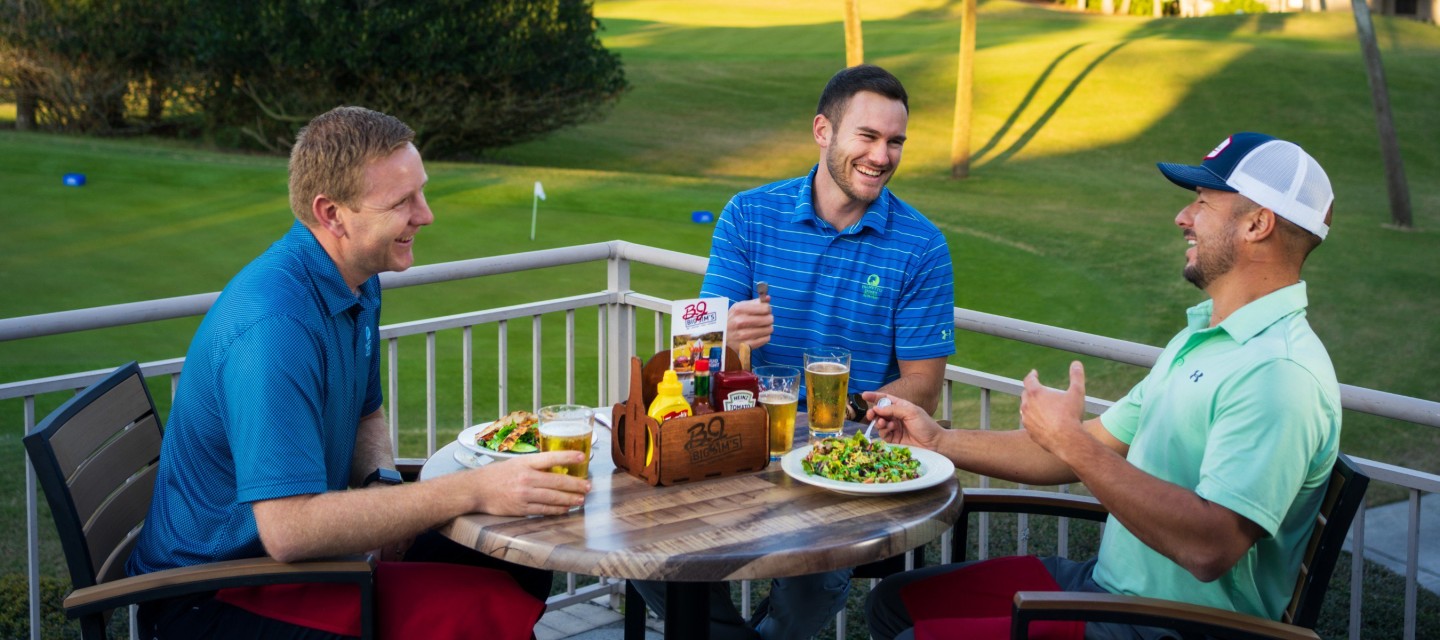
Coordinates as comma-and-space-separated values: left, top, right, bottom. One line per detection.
864, 133, 1341, 639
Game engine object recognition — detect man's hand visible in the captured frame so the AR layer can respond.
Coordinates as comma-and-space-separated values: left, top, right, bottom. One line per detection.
1019, 361, 1088, 456
727, 294, 773, 349
862, 391, 945, 451
467, 451, 591, 517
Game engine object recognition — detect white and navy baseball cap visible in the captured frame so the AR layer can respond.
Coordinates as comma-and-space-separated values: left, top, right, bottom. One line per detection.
1158, 132, 1334, 240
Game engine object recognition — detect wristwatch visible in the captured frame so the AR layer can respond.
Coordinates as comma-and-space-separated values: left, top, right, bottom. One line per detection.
363, 467, 403, 488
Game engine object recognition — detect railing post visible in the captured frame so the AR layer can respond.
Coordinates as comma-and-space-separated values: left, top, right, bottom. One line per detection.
25, 397, 40, 640
607, 255, 633, 405
1350, 501, 1366, 640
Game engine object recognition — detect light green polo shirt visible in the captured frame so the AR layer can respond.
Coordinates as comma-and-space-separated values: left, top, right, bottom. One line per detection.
1094, 282, 1341, 619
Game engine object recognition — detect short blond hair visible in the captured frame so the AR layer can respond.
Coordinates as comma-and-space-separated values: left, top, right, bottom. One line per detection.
288, 106, 415, 225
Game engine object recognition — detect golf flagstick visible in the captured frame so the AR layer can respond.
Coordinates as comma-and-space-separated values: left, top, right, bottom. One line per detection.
530, 180, 546, 240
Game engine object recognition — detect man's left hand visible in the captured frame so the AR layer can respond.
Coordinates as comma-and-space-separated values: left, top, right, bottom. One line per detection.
1020, 361, 1088, 454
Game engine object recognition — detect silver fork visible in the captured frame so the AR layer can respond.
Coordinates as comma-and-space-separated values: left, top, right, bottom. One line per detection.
864, 396, 892, 440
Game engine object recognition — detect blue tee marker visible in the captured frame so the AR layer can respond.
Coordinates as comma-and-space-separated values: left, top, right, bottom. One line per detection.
63, 173, 87, 187
691, 210, 713, 224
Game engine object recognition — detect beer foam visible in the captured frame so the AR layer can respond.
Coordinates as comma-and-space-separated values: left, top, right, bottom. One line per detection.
540, 420, 591, 437
759, 390, 797, 404
806, 362, 849, 374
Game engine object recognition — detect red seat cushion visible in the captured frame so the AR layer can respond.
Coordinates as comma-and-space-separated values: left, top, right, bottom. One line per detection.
900, 555, 1084, 640
214, 561, 545, 639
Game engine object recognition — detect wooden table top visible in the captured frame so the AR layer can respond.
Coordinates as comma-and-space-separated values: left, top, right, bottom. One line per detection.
429, 413, 961, 582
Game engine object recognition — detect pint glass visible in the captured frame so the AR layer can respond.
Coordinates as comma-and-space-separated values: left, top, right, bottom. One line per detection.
537, 404, 593, 483
755, 366, 801, 461
803, 347, 850, 439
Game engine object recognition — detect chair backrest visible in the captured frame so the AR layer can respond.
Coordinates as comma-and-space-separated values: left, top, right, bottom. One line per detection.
1284, 453, 1369, 628
23, 362, 163, 592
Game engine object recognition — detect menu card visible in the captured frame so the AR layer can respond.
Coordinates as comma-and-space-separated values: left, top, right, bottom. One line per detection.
670, 297, 727, 377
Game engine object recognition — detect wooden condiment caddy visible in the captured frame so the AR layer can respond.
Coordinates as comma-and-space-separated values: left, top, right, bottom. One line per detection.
610, 350, 769, 486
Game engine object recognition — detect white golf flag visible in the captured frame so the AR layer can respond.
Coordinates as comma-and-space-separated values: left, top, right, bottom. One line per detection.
530, 181, 546, 240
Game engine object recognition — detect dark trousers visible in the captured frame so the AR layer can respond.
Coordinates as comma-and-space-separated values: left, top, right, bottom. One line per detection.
136, 531, 552, 639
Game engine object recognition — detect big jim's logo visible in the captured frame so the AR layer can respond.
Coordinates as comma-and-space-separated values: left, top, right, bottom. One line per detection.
683, 416, 743, 463
681, 300, 718, 330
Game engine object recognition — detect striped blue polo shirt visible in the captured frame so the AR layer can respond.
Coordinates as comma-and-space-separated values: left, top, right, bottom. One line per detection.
700, 165, 955, 399
127, 220, 382, 575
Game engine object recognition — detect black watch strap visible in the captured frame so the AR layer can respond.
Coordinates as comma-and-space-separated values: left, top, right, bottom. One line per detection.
363, 467, 402, 487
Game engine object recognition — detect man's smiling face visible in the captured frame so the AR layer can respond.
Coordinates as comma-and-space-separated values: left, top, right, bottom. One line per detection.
820, 90, 908, 209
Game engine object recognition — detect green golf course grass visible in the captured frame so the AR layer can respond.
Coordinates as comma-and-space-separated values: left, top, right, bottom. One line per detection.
1, 1, 1438, 634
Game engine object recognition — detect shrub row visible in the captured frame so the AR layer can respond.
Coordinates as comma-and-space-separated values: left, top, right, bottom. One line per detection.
0, 0, 628, 158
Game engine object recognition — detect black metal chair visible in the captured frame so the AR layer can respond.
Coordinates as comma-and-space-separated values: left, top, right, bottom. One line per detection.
948, 454, 1367, 640
24, 361, 377, 639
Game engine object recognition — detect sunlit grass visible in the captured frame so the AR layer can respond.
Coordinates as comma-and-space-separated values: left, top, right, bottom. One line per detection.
597, 0, 966, 26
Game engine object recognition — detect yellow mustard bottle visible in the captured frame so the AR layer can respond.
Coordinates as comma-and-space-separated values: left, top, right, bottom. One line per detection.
646, 369, 692, 466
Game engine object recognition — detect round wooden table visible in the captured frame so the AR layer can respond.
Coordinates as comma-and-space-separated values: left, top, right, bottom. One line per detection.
425, 413, 961, 639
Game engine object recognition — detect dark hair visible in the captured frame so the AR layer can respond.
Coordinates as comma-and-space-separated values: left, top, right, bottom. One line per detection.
816, 64, 909, 128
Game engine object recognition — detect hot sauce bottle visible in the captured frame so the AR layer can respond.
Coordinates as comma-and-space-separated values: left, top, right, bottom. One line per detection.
692, 357, 715, 415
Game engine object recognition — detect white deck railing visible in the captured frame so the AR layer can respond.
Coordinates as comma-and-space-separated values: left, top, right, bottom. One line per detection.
3, 240, 1438, 639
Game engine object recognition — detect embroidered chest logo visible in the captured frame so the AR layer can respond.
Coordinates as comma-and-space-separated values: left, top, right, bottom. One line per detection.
1189, 370, 1204, 382
862, 274, 883, 300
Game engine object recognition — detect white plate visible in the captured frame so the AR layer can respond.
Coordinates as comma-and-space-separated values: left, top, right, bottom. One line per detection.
457, 421, 535, 459
453, 447, 493, 469
457, 410, 608, 460
780, 443, 955, 496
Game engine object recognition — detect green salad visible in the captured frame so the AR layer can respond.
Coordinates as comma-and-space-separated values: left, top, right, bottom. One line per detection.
475, 410, 540, 453
801, 432, 922, 484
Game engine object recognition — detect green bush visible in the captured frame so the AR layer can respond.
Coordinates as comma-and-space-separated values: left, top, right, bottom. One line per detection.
0, 0, 627, 155
0, 0, 189, 132
0, 573, 80, 639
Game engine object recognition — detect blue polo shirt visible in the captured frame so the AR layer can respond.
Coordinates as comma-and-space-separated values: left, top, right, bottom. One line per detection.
127, 220, 382, 575
1095, 282, 1340, 619
700, 165, 955, 398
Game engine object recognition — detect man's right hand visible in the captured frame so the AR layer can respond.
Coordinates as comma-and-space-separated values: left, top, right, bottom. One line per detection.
862, 391, 945, 452
727, 294, 773, 349
469, 451, 591, 517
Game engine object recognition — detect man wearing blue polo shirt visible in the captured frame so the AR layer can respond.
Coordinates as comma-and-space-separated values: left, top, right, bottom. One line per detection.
127, 106, 589, 639
635, 65, 956, 640
864, 133, 1341, 640
705, 64, 955, 415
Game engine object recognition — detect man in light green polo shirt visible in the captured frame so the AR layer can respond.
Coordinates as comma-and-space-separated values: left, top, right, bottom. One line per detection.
862, 132, 1341, 640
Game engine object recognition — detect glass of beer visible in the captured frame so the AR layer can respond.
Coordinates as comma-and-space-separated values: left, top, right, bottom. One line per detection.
755, 366, 801, 461
804, 347, 850, 440
537, 405, 594, 511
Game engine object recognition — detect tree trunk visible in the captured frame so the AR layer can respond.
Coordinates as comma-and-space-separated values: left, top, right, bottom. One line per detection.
1351, 0, 1413, 228
15, 89, 37, 130
950, 0, 978, 179
844, 0, 864, 67
146, 75, 167, 124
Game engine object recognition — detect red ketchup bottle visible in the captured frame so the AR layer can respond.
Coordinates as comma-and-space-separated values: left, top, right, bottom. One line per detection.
712, 367, 759, 412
